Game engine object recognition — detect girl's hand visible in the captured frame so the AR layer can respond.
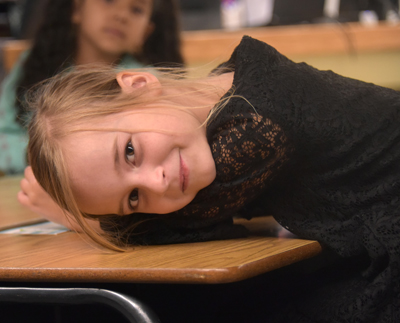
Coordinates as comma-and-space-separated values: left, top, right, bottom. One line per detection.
17, 166, 101, 232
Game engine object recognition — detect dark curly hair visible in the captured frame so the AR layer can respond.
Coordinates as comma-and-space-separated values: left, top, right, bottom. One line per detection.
15, 0, 184, 125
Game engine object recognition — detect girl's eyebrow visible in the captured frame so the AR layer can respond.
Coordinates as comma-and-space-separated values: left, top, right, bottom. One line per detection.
114, 136, 121, 172
113, 136, 125, 215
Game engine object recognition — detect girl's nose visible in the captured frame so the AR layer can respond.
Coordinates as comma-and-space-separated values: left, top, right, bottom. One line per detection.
141, 166, 168, 195
113, 4, 129, 22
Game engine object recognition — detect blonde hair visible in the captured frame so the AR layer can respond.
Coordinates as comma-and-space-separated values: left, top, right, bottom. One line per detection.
27, 65, 232, 251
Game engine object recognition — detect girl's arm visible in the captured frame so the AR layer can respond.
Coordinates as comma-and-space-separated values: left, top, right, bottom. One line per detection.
17, 166, 101, 232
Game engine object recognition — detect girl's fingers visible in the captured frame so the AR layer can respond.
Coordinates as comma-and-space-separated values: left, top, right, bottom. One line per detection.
24, 166, 35, 182
21, 166, 45, 198
17, 190, 29, 206
24, 165, 31, 177
19, 177, 30, 194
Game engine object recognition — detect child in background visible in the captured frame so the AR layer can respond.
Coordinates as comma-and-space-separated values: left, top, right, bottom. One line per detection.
0, 0, 183, 174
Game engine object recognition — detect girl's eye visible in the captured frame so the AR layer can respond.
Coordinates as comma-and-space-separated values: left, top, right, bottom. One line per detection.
129, 188, 139, 209
130, 5, 144, 15
125, 141, 135, 164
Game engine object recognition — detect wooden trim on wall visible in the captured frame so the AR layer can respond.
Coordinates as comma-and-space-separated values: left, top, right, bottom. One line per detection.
2, 23, 400, 72
181, 22, 400, 64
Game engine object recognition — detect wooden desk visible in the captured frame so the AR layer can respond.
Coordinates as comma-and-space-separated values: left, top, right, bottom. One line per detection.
0, 176, 322, 284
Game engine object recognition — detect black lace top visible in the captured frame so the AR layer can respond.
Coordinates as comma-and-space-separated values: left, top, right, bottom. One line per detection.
102, 36, 400, 321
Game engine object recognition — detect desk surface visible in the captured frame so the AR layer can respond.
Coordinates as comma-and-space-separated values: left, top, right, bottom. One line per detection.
0, 176, 321, 284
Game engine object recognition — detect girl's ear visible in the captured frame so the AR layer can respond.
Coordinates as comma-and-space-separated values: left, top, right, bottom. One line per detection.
116, 71, 160, 94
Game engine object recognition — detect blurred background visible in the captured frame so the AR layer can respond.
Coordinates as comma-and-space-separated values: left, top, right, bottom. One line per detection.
0, 0, 399, 86
178, 0, 399, 30
0, 0, 397, 38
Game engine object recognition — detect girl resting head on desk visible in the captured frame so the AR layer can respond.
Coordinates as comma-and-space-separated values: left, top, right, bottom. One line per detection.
20, 36, 400, 321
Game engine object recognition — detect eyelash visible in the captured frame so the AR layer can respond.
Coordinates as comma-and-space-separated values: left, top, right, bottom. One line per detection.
125, 140, 136, 164
125, 140, 139, 210
129, 189, 139, 210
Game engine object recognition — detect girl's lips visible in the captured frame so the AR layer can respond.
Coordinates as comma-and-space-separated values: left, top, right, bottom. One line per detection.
104, 28, 125, 39
180, 155, 189, 193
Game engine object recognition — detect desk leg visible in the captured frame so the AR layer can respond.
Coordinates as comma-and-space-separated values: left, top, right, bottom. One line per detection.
0, 287, 160, 323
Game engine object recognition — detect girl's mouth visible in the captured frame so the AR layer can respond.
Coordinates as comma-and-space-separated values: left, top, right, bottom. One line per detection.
104, 28, 125, 39
180, 154, 189, 193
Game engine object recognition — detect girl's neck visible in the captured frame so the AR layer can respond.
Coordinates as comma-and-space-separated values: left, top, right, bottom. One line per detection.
75, 37, 121, 66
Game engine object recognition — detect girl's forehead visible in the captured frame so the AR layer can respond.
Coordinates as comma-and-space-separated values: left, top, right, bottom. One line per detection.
69, 109, 153, 130
129, 0, 154, 7
67, 106, 191, 136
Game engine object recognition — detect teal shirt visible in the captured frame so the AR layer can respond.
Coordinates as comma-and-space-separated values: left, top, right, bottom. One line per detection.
0, 52, 145, 174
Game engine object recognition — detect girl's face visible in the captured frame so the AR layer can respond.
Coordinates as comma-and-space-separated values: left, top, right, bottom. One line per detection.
73, 0, 154, 58
62, 108, 216, 216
